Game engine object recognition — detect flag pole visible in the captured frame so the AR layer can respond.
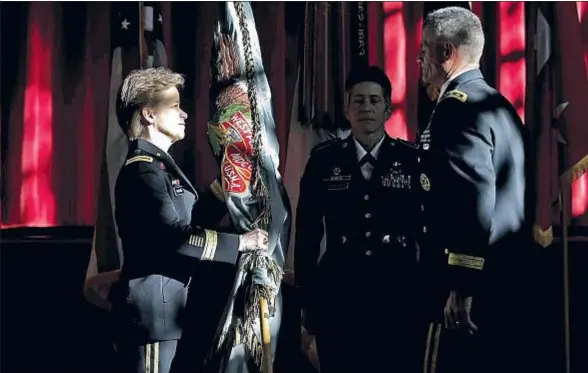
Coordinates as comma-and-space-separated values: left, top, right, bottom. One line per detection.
138, 2, 145, 69
560, 180, 571, 373
259, 298, 273, 372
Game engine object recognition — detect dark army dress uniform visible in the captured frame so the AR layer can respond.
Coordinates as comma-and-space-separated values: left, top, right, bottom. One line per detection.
417, 69, 528, 373
110, 139, 241, 373
295, 134, 423, 373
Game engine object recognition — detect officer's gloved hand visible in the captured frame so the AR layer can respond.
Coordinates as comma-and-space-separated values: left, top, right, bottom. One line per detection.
238, 229, 269, 252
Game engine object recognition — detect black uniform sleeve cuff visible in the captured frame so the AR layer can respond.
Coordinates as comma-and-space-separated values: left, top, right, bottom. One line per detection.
447, 252, 485, 295
212, 231, 240, 264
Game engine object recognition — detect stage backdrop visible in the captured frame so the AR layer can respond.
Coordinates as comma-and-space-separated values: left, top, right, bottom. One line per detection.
1, 1, 587, 255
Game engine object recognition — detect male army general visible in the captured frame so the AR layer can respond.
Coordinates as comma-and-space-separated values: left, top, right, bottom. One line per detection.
416, 7, 529, 373
295, 66, 425, 373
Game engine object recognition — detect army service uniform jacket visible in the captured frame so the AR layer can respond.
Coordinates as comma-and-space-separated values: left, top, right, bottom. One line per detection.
294, 134, 423, 334
111, 139, 240, 345
417, 69, 527, 316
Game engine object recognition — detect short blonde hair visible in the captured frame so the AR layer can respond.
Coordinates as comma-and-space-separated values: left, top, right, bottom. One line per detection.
116, 67, 185, 139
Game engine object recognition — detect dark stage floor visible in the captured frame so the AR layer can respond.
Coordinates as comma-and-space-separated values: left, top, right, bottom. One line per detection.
0, 227, 311, 373
1, 227, 584, 373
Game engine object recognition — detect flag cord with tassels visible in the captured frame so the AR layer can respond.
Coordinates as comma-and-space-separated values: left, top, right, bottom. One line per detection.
206, 2, 286, 373
233, 4, 279, 371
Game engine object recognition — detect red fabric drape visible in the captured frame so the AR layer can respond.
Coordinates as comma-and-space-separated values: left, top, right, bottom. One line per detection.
496, 2, 526, 122
2, 3, 111, 228
572, 2, 588, 223
382, 2, 423, 141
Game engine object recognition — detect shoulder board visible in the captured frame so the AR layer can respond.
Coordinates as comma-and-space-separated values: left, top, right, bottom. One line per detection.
440, 89, 468, 103
124, 155, 154, 166
393, 138, 419, 149
310, 138, 340, 155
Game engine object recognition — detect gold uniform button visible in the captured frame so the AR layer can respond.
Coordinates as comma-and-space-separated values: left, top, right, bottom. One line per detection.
365, 213, 372, 219
365, 250, 372, 256
422, 226, 428, 233
421, 205, 425, 211
364, 194, 370, 201
365, 232, 371, 238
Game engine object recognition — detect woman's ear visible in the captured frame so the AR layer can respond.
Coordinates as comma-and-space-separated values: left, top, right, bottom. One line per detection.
141, 107, 155, 125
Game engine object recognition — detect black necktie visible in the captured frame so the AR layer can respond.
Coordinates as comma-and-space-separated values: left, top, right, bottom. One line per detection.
359, 153, 376, 167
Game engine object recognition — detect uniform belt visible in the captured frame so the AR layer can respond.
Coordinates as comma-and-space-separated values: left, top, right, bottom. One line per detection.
334, 233, 411, 247
119, 266, 191, 286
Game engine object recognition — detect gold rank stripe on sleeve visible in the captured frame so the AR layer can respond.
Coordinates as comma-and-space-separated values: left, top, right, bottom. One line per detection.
188, 234, 205, 248
423, 322, 442, 373
145, 342, 159, 373
210, 179, 226, 202
447, 252, 485, 270
124, 155, 154, 166
440, 89, 468, 103
202, 230, 218, 261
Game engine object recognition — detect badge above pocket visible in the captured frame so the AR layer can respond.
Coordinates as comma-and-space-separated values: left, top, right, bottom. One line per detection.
323, 166, 350, 190
172, 179, 185, 196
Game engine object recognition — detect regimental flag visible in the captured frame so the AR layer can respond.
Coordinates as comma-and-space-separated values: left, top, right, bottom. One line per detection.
552, 3, 588, 220
528, 2, 588, 248
85, 2, 170, 303
207, 2, 291, 372
527, 3, 559, 248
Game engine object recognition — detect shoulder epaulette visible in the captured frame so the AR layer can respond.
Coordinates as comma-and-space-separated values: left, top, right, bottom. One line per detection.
124, 155, 154, 166
440, 89, 468, 103
310, 138, 340, 156
394, 138, 419, 149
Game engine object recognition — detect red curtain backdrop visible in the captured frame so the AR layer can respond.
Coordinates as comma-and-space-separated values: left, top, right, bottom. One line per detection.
382, 1, 423, 141
573, 2, 588, 224
2, 2, 111, 228
1, 2, 587, 233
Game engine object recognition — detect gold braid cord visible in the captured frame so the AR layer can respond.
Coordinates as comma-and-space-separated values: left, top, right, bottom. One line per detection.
235, 2, 271, 230
234, 5, 274, 371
